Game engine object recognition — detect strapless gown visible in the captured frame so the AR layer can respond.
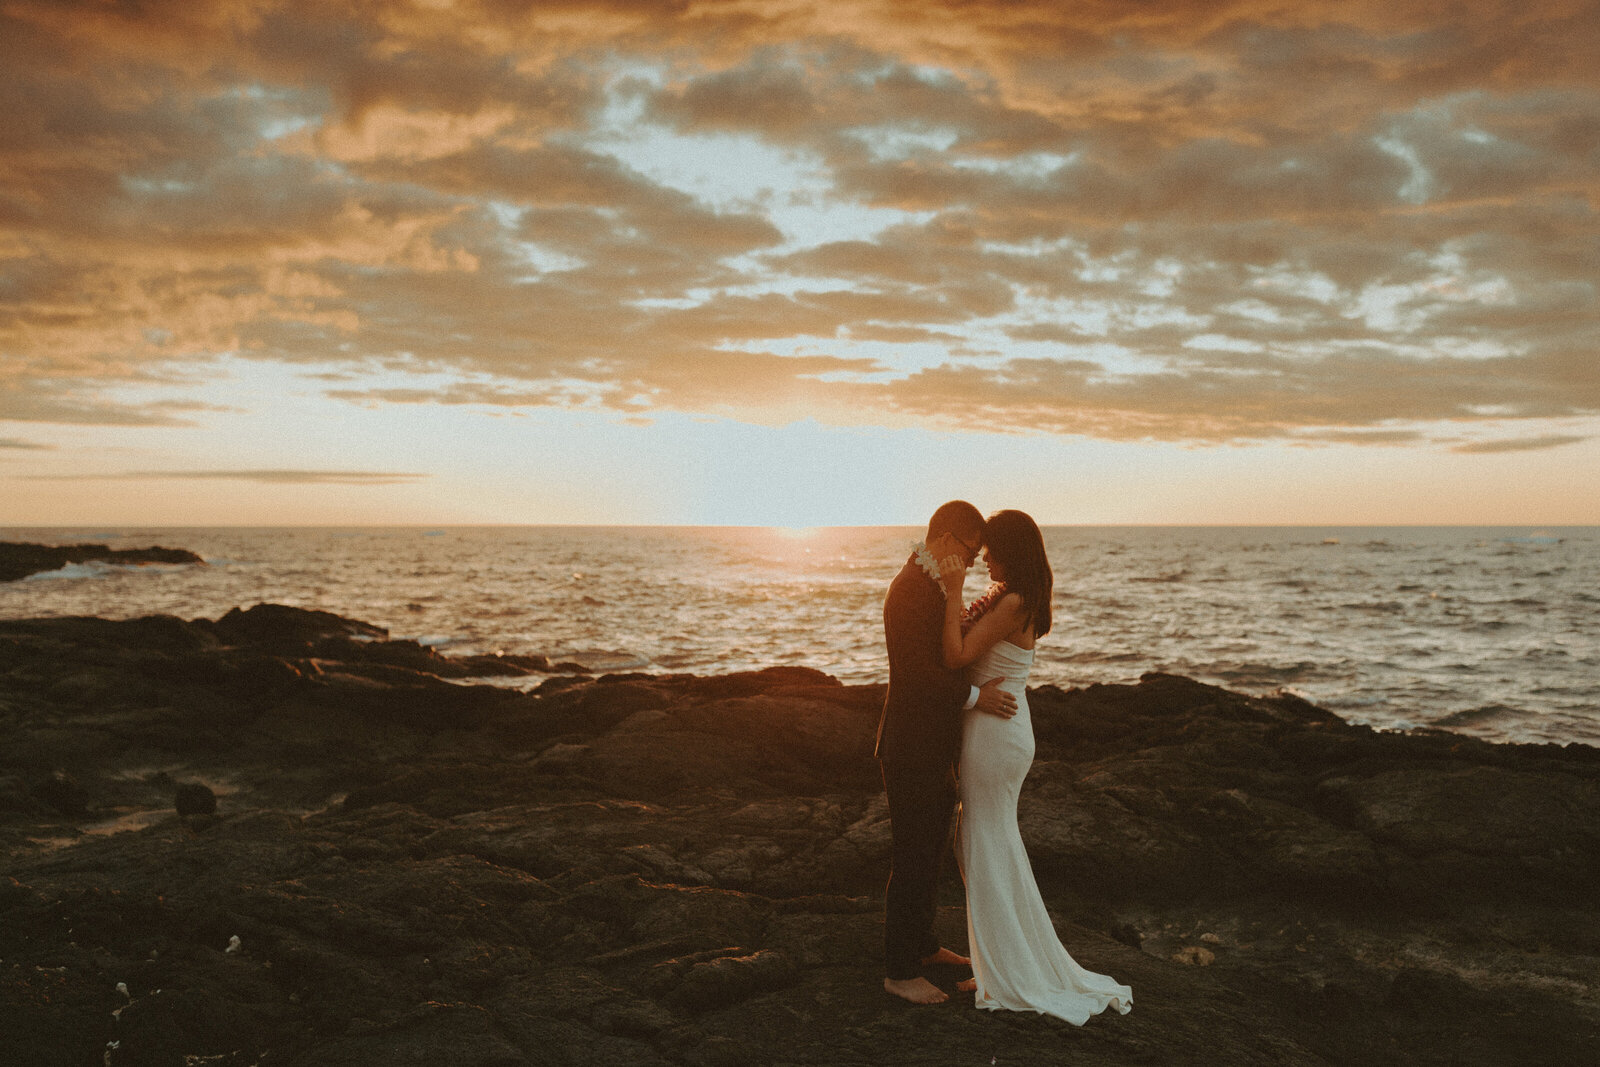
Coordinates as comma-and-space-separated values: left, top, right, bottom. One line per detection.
958, 639, 1133, 1024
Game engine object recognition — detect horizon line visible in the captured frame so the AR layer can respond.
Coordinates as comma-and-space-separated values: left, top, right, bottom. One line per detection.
3, 522, 1595, 531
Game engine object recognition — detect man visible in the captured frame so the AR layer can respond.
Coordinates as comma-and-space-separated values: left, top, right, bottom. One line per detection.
876, 500, 1018, 1004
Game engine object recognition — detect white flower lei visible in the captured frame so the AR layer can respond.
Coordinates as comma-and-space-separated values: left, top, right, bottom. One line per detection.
911, 541, 947, 598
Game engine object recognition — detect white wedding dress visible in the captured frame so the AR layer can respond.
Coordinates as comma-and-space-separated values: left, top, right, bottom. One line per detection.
958, 639, 1133, 1024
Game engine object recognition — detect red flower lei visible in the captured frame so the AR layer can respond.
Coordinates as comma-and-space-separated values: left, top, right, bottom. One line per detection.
960, 582, 1008, 634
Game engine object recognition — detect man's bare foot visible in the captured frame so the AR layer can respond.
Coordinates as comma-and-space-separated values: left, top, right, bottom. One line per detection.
884, 976, 949, 1004
957, 977, 977, 993
920, 947, 971, 967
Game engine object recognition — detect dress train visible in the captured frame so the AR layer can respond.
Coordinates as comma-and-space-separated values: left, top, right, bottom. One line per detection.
958, 640, 1133, 1024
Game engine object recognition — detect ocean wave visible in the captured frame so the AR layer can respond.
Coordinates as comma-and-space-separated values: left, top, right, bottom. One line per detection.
1130, 570, 1190, 583
1061, 650, 1144, 664
23, 562, 114, 581
23, 561, 194, 582
1205, 660, 1324, 685
563, 649, 651, 672
1433, 704, 1526, 728
411, 634, 467, 648
1320, 693, 1391, 709
1341, 601, 1406, 613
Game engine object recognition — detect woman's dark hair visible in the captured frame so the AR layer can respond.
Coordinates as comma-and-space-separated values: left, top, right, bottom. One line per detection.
985, 509, 1052, 637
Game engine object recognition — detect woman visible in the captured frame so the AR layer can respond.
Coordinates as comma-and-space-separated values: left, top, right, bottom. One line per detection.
938, 510, 1133, 1025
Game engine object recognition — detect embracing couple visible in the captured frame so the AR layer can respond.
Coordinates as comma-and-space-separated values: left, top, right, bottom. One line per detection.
875, 501, 1134, 1023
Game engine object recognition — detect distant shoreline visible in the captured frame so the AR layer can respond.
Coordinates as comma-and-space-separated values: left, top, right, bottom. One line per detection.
0, 540, 205, 583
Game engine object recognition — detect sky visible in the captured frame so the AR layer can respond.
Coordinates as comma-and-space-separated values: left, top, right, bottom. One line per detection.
2, 0, 1598, 527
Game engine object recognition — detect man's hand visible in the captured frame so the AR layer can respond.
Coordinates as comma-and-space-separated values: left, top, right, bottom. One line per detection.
974, 676, 1017, 719
938, 554, 968, 593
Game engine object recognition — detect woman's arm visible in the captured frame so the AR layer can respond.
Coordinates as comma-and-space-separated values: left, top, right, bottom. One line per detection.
938, 556, 1027, 669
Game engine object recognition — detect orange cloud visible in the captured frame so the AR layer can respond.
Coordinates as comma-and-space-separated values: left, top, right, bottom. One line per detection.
0, 0, 1596, 447
1450, 434, 1588, 454
26, 468, 431, 484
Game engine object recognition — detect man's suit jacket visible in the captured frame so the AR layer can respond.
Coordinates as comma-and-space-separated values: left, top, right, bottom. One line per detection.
875, 555, 971, 770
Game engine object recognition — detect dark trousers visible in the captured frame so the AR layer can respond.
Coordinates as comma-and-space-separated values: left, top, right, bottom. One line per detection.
881, 759, 958, 980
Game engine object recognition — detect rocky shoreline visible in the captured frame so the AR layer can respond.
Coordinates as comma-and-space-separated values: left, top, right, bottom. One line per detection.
0, 542, 207, 583
2, 605, 1597, 1065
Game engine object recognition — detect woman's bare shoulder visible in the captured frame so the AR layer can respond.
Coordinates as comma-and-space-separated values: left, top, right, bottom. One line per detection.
997, 591, 1027, 615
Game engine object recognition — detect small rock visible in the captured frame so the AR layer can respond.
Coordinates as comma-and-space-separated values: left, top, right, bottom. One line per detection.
1108, 922, 1144, 948
662, 949, 796, 1012
0, 775, 32, 811
1173, 946, 1215, 967
175, 782, 217, 815
614, 708, 671, 732
534, 742, 590, 770
31, 772, 89, 817
0, 877, 36, 908
225, 935, 242, 955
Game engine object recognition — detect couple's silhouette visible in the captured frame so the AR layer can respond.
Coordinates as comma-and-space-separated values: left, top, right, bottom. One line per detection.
876, 501, 1133, 1023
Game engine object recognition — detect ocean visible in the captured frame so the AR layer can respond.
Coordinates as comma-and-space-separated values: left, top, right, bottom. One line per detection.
3, 526, 1596, 747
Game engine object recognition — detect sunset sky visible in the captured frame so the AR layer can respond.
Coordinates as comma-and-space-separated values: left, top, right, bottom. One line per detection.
3, 0, 1598, 526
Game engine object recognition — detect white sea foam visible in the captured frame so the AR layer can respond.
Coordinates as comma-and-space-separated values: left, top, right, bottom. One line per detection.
23, 560, 196, 582
24, 562, 113, 581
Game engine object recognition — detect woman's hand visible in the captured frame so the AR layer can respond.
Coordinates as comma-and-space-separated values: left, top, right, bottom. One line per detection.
938, 554, 968, 593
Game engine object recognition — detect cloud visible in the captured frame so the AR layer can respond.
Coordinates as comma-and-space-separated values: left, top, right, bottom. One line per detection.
0, 0, 1596, 445
866, 344, 1600, 442
23, 469, 431, 485
1449, 434, 1588, 454
0, 384, 215, 426
1292, 429, 1427, 446
325, 383, 583, 408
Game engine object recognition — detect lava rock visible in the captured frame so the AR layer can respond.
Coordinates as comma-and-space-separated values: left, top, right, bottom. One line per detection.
0, 541, 204, 582
2, 607, 1598, 1066
30, 771, 89, 816
175, 782, 218, 815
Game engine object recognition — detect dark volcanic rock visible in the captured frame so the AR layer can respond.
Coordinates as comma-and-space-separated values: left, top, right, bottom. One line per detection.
2, 613, 1598, 1066
30, 771, 89, 816
309, 636, 552, 678
652, 948, 798, 1012
210, 603, 389, 652
0, 540, 204, 582
175, 781, 218, 816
